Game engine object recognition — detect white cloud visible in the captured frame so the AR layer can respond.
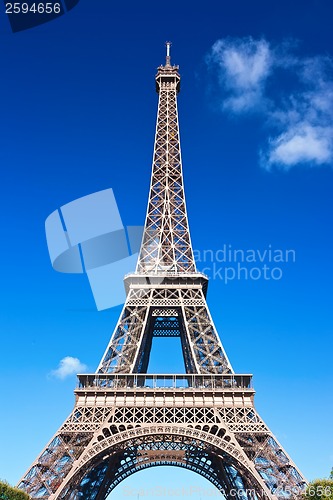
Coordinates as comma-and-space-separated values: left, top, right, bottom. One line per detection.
207, 37, 272, 113
51, 356, 87, 380
264, 76, 333, 168
206, 37, 333, 170
264, 124, 333, 169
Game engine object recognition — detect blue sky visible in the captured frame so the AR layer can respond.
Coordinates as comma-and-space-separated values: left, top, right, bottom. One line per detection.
0, 0, 332, 495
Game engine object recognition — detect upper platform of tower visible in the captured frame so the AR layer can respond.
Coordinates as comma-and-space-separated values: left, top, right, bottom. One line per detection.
155, 42, 180, 94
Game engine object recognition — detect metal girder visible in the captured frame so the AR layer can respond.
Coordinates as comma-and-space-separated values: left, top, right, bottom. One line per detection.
136, 57, 195, 274
96, 286, 233, 374
18, 380, 306, 499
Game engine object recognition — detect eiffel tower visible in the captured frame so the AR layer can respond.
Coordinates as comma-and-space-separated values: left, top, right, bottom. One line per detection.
18, 44, 307, 500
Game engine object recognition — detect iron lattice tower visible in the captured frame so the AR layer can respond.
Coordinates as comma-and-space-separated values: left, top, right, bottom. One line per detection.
18, 44, 307, 500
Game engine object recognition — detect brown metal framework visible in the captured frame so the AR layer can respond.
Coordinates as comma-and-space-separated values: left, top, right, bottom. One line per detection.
18, 45, 307, 500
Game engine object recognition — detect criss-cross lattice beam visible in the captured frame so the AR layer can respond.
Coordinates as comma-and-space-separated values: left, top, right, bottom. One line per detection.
97, 286, 233, 374
18, 379, 306, 499
136, 59, 195, 274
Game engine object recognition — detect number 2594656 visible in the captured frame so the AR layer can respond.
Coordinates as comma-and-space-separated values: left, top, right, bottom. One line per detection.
6, 3, 61, 14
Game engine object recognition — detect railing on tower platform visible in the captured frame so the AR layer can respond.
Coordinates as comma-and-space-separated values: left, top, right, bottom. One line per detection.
76, 373, 253, 391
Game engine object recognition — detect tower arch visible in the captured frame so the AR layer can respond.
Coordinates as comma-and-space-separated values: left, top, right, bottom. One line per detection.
52, 426, 270, 499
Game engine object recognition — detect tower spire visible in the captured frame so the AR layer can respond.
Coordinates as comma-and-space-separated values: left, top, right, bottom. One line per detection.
165, 40, 171, 66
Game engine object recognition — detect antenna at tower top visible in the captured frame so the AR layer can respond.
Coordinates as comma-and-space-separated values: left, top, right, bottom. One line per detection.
165, 41, 172, 66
